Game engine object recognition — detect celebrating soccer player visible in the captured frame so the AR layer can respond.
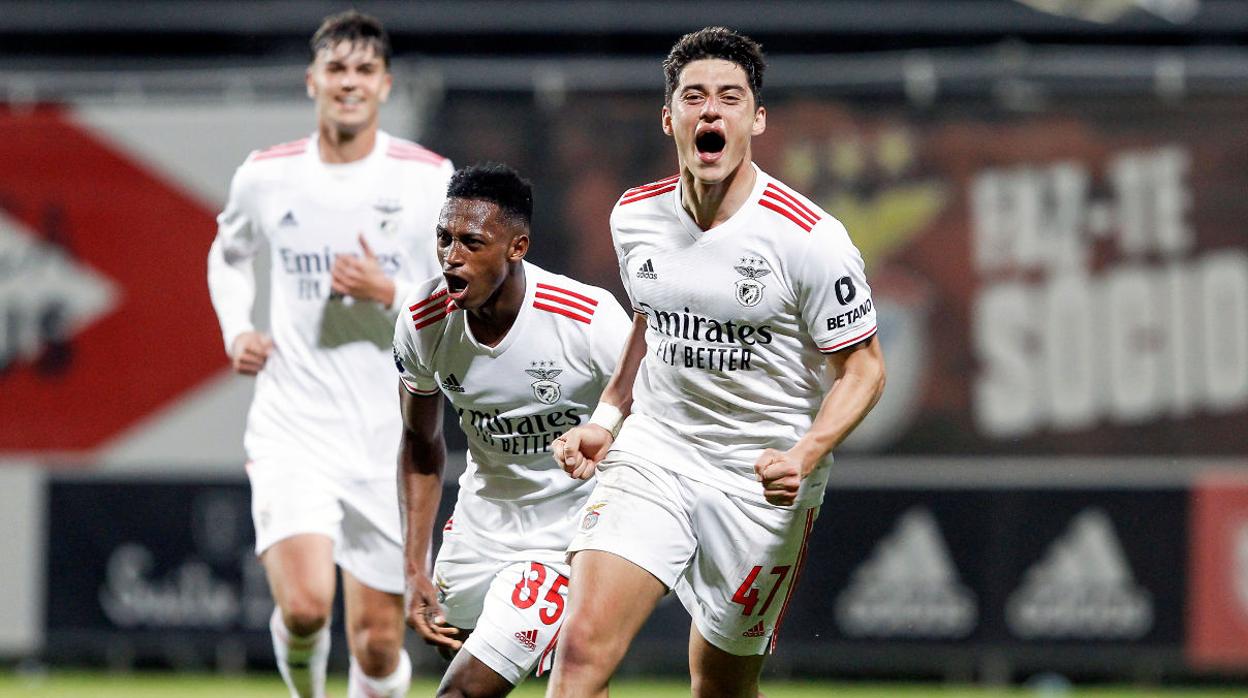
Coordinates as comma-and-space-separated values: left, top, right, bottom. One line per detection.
206, 11, 452, 698
549, 27, 887, 697
394, 164, 631, 696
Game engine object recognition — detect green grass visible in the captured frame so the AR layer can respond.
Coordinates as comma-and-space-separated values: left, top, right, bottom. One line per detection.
1, 672, 1246, 697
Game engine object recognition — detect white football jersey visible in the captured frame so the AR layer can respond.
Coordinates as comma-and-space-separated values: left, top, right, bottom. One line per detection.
208, 131, 453, 480
392, 262, 631, 559
610, 165, 877, 508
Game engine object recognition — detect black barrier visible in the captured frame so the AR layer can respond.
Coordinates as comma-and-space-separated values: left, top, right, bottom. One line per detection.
44, 476, 1190, 681
43, 478, 459, 670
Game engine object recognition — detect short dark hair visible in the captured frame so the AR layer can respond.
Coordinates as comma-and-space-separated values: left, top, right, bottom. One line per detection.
446, 163, 533, 230
663, 27, 765, 106
310, 10, 392, 68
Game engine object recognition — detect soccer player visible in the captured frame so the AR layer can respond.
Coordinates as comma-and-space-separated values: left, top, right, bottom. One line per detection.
548, 27, 887, 697
393, 163, 631, 696
206, 11, 452, 698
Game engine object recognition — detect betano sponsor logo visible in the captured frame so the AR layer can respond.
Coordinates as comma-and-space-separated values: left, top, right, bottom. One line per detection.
1007, 508, 1153, 640
835, 507, 977, 639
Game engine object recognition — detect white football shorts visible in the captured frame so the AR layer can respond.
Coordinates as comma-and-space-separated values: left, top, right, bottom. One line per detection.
246, 458, 404, 595
566, 455, 819, 656
434, 530, 569, 685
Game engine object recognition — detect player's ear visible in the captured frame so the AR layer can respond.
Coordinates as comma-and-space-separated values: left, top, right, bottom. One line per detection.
305, 67, 316, 99
379, 72, 393, 103
661, 105, 673, 137
508, 232, 530, 262
752, 105, 766, 137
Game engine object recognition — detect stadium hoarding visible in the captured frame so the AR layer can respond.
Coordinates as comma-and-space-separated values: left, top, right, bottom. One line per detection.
32, 471, 1214, 680
429, 92, 1248, 457
1187, 471, 1248, 670
40, 475, 460, 670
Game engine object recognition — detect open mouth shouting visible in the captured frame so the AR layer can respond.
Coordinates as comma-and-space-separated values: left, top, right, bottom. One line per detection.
444, 273, 469, 303
694, 128, 727, 164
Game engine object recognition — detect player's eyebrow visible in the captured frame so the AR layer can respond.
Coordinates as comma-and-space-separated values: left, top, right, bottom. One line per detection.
680, 82, 747, 95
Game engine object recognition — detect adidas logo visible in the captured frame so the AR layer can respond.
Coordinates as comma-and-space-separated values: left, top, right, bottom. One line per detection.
1006, 508, 1152, 640
635, 259, 658, 279
440, 373, 464, 393
279, 210, 297, 227
742, 620, 766, 638
835, 507, 977, 639
514, 628, 538, 651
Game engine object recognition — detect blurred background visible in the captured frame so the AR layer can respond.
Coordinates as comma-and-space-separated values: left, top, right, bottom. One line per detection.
2, 0, 1248, 690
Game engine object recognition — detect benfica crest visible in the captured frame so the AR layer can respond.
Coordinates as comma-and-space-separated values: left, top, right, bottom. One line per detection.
734, 258, 772, 308
525, 363, 563, 405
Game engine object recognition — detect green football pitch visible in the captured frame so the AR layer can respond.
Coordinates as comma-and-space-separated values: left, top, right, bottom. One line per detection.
1, 672, 1246, 697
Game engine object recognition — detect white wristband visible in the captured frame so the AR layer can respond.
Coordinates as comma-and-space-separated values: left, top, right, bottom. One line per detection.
588, 401, 625, 438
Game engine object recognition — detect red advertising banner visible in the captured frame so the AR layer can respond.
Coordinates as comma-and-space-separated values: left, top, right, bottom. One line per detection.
0, 105, 223, 453
1188, 472, 1248, 669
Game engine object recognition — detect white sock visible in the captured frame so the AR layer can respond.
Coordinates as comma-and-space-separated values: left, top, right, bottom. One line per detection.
270, 607, 330, 698
348, 649, 412, 698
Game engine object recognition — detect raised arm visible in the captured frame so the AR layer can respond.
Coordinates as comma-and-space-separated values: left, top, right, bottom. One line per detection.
755, 335, 886, 506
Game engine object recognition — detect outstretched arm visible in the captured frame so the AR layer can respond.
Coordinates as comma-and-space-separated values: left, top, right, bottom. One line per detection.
396, 386, 460, 650
755, 335, 886, 506
553, 313, 648, 479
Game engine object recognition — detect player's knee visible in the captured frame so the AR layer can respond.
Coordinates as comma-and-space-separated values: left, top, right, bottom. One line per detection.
280, 595, 332, 636
350, 624, 403, 676
552, 622, 604, 677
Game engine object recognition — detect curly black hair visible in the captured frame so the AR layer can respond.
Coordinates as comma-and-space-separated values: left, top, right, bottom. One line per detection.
663, 27, 766, 106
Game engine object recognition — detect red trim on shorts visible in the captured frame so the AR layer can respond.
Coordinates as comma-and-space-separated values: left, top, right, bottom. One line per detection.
536, 624, 561, 677
769, 508, 816, 653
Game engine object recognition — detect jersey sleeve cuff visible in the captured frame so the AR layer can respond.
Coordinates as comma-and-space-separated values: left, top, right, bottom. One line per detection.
817, 324, 877, 353
401, 376, 440, 396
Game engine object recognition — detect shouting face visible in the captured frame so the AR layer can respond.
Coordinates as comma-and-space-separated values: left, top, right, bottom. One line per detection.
663, 58, 766, 184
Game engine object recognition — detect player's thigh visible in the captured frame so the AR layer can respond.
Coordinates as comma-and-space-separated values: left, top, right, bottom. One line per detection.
677, 490, 819, 657
688, 623, 766, 698
559, 458, 693, 664
456, 560, 571, 688
261, 533, 337, 622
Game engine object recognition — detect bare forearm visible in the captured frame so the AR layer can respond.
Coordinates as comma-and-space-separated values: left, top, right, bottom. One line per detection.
398, 436, 446, 579
793, 339, 886, 475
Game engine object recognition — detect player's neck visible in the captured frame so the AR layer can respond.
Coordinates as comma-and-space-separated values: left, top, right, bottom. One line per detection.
467, 263, 527, 348
317, 122, 378, 164
679, 158, 756, 231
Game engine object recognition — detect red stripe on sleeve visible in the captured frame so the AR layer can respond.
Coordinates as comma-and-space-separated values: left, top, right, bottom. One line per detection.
535, 282, 598, 306
761, 190, 818, 226
765, 183, 820, 222
623, 174, 680, 196
758, 199, 813, 232
621, 185, 676, 206
534, 303, 591, 323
